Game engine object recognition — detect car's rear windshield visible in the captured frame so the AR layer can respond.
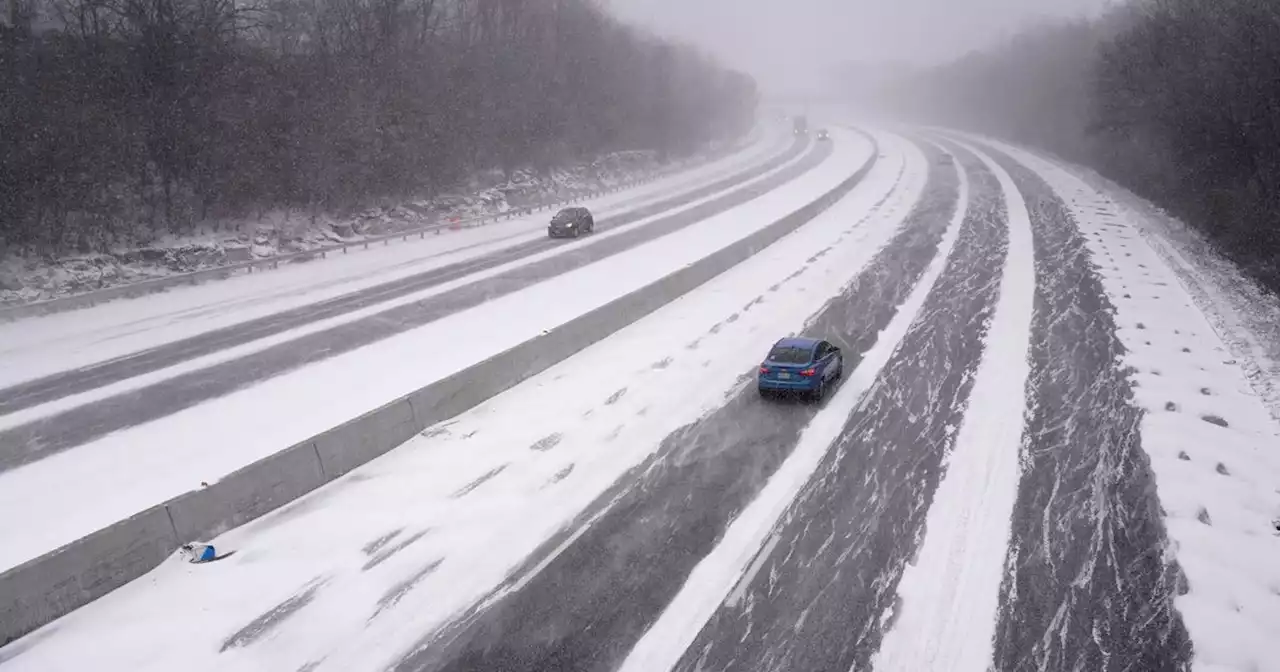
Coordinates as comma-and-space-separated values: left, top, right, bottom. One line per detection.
767, 345, 812, 364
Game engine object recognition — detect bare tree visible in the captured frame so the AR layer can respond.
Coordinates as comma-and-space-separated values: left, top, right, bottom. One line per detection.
0, 0, 757, 255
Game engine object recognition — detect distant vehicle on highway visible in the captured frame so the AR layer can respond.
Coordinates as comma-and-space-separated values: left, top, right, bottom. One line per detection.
548, 206, 595, 238
939, 154, 954, 165
792, 115, 809, 135
757, 337, 843, 401
816, 129, 830, 141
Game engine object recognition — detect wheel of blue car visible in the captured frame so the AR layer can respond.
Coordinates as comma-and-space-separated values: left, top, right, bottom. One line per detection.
835, 358, 843, 379
812, 377, 826, 402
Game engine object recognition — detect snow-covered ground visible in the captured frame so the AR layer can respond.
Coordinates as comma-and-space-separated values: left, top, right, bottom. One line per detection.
1077, 168, 1280, 426
0, 128, 873, 575
0, 127, 912, 672
4, 122, 1278, 672
992, 139, 1280, 672
0, 125, 791, 391
0, 130, 763, 308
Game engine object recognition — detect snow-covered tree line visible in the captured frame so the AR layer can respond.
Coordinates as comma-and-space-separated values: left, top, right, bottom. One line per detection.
855, 0, 1280, 292
0, 0, 758, 254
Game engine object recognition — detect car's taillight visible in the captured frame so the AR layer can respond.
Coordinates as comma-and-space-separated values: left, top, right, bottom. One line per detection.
800, 367, 817, 377
759, 366, 769, 374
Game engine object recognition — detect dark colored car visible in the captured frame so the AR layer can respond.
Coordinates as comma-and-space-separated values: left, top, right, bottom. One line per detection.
816, 129, 830, 141
757, 337, 843, 400
549, 206, 594, 238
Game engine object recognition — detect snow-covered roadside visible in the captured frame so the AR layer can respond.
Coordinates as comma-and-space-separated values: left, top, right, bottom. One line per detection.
619, 137, 959, 672
993, 140, 1280, 672
1073, 168, 1280, 426
871, 139, 1035, 671
0, 126, 791, 390
0, 129, 873, 575
0, 130, 919, 672
0, 128, 766, 308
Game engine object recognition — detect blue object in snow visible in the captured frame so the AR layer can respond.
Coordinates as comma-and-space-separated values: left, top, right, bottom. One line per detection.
181, 542, 217, 563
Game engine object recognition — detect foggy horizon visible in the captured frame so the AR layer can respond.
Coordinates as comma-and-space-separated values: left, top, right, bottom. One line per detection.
609, 0, 1117, 94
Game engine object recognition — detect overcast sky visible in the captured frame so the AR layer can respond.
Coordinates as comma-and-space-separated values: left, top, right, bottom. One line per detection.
608, 0, 1115, 94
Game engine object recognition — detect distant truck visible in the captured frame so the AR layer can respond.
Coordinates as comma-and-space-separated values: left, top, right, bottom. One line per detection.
792, 115, 808, 135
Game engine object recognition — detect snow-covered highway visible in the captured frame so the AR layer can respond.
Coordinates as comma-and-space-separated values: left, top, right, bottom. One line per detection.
0, 124, 861, 575
1, 124, 1278, 672
0, 127, 796, 400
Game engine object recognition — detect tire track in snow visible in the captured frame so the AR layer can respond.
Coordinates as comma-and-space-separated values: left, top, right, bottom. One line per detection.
870, 139, 1035, 671
389, 139, 956, 672
981, 145, 1192, 672
665, 142, 1005, 672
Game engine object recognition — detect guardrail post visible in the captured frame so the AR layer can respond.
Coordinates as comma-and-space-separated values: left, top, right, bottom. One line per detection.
363, 242, 369, 250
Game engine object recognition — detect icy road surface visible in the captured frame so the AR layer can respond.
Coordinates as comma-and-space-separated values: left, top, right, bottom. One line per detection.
2, 128, 1279, 672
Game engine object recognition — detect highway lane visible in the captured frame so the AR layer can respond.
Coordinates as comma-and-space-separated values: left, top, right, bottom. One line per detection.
391, 139, 959, 672
667, 141, 1005, 672
0, 140, 831, 470
0, 137, 808, 418
985, 146, 1193, 672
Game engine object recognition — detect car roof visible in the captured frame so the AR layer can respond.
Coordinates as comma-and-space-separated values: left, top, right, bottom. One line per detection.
774, 337, 820, 349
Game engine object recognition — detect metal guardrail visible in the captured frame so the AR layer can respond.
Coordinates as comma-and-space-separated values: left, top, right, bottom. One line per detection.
0, 131, 765, 323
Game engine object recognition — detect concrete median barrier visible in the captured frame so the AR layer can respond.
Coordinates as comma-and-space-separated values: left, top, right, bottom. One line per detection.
165, 440, 329, 544
313, 399, 418, 480
0, 505, 179, 644
0, 129, 879, 647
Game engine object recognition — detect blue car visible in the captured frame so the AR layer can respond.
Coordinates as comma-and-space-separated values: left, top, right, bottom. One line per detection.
757, 337, 843, 401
